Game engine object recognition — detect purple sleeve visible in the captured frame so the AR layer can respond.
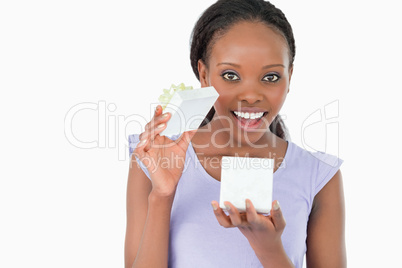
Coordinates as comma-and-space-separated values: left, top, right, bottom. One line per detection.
128, 134, 150, 179
311, 151, 344, 196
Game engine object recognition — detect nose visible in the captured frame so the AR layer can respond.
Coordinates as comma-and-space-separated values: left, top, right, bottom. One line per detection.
237, 82, 264, 104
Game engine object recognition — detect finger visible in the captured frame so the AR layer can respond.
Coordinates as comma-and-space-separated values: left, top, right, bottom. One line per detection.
142, 105, 167, 136
143, 123, 168, 152
144, 105, 162, 131
245, 198, 260, 225
223, 201, 243, 227
270, 200, 286, 232
142, 111, 171, 140
152, 106, 170, 127
211, 201, 233, 228
137, 138, 148, 148
133, 138, 148, 160
176, 129, 197, 152
154, 104, 163, 116
141, 108, 170, 151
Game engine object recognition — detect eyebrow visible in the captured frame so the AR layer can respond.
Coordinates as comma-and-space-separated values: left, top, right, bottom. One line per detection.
217, 62, 285, 69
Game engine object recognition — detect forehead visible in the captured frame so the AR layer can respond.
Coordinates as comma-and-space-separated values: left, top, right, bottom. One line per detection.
209, 21, 289, 66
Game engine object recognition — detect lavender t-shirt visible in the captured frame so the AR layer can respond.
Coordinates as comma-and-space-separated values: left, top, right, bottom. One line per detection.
128, 134, 343, 268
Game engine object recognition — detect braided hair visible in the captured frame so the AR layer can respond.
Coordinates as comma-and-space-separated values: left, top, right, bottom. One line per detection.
190, 0, 295, 140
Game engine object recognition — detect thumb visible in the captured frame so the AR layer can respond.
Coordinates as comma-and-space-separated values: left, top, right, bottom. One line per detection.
271, 200, 286, 232
176, 130, 197, 151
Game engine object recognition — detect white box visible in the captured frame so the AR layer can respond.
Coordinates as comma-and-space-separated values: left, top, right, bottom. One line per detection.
220, 156, 274, 214
160, 86, 219, 137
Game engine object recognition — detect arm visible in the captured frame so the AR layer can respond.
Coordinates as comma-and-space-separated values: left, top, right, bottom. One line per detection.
124, 155, 152, 268
125, 155, 175, 268
134, 192, 174, 267
124, 105, 196, 268
306, 169, 346, 268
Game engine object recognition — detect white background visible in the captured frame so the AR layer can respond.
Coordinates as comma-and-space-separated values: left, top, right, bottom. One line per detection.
1, 0, 401, 267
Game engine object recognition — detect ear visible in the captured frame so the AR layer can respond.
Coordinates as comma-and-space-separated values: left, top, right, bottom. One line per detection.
198, 59, 209, 87
287, 65, 293, 93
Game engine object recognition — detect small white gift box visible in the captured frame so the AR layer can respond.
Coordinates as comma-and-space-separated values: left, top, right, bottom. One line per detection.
220, 156, 274, 214
160, 86, 219, 136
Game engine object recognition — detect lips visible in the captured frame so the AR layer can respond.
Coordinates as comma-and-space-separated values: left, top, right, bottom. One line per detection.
233, 111, 265, 120
230, 108, 268, 131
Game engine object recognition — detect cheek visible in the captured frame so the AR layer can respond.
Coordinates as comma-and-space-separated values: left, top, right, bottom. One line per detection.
269, 94, 286, 116
272, 88, 288, 103
214, 94, 232, 113
271, 79, 290, 103
210, 78, 233, 110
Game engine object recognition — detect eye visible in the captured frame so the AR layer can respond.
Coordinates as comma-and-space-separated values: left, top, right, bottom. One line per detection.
221, 71, 240, 81
262, 73, 280, 82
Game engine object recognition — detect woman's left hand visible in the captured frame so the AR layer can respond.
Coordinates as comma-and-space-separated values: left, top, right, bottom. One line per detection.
211, 199, 293, 267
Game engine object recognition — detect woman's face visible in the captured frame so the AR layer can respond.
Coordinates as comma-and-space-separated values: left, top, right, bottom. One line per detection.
198, 21, 292, 146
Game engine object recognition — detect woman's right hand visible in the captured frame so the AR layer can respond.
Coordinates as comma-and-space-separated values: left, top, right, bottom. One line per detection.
133, 105, 196, 198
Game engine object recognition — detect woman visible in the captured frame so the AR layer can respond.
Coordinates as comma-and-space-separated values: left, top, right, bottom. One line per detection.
125, 0, 346, 267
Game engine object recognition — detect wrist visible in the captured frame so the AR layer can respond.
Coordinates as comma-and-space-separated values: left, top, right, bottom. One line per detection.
149, 190, 176, 203
149, 182, 177, 198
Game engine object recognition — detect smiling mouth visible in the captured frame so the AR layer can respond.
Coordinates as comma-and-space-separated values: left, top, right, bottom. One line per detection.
230, 110, 268, 130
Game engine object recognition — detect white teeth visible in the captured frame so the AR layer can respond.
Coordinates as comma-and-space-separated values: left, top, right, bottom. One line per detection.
233, 111, 264, 120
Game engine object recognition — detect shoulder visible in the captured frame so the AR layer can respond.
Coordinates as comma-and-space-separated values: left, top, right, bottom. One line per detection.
287, 141, 342, 165
128, 134, 141, 157
286, 141, 344, 196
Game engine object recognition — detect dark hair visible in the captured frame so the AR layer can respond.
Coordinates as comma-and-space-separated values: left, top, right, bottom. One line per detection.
191, 0, 294, 140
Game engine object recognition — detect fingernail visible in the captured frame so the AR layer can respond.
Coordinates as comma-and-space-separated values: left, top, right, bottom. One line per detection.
273, 200, 280, 211
138, 139, 147, 147
211, 202, 218, 211
246, 199, 251, 209
156, 123, 166, 129
162, 113, 169, 118
155, 106, 159, 113
224, 204, 231, 211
